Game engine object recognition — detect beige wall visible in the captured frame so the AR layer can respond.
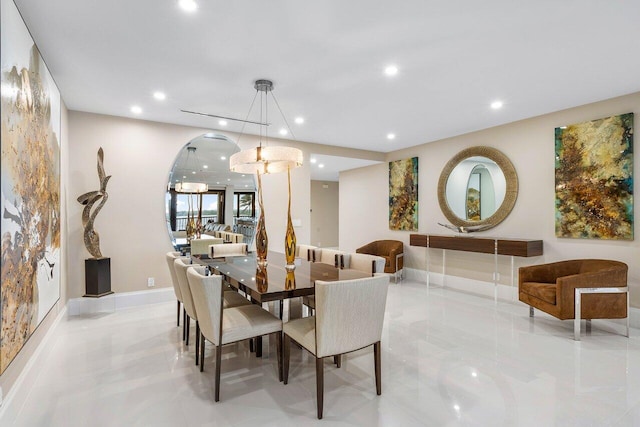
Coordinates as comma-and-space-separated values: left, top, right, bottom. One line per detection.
340, 92, 640, 306
66, 111, 383, 299
310, 180, 339, 248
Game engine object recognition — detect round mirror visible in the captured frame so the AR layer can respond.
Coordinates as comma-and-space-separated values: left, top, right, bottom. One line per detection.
438, 146, 517, 230
165, 133, 257, 250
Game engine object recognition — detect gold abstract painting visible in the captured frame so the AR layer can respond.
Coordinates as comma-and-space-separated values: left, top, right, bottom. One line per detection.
1, 0, 61, 373
555, 113, 633, 240
389, 157, 418, 231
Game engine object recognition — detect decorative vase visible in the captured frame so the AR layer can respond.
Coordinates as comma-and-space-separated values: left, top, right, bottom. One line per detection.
256, 265, 268, 293
284, 167, 297, 271
256, 172, 268, 267
285, 270, 296, 290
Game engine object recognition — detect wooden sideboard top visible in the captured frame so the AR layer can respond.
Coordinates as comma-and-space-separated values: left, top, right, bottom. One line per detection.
409, 234, 543, 257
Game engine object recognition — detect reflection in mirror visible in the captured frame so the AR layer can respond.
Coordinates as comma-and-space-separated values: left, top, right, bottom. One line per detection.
438, 146, 517, 231
166, 133, 257, 251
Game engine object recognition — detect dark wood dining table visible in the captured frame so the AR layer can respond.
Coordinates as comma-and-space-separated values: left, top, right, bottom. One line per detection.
192, 251, 372, 356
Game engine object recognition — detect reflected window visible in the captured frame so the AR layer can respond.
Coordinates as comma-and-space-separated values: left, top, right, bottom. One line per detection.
167, 189, 224, 231
233, 192, 255, 218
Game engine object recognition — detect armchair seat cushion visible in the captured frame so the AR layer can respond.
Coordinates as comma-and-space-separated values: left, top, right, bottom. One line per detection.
520, 281, 556, 305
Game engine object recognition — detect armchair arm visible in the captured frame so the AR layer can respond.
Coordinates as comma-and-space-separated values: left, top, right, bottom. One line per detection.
558, 268, 628, 313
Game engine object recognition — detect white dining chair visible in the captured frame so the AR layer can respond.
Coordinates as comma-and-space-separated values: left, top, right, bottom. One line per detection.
166, 251, 187, 331
314, 248, 346, 268
283, 274, 390, 419
187, 268, 283, 401
210, 243, 248, 258
296, 244, 317, 261
343, 253, 387, 274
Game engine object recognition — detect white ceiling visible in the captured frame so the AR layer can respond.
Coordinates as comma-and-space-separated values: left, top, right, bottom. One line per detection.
14, 0, 640, 158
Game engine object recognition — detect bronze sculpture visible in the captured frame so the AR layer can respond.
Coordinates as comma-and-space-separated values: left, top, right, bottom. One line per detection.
77, 147, 111, 258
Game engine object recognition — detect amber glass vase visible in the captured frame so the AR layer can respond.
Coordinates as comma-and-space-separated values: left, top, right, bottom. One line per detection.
284, 167, 296, 271
256, 172, 268, 267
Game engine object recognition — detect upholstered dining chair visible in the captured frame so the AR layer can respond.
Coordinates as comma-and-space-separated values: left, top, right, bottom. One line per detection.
187, 268, 283, 401
210, 243, 248, 258
343, 253, 386, 274
283, 274, 390, 419
519, 259, 629, 340
166, 251, 188, 331
314, 248, 346, 268
296, 244, 317, 261
174, 259, 251, 365
190, 237, 224, 255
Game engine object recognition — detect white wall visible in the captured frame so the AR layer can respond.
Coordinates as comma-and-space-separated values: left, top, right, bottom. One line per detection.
67, 111, 383, 299
340, 92, 640, 307
310, 180, 339, 248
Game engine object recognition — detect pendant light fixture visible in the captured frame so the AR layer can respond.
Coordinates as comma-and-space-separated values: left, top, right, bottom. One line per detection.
175, 146, 208, 193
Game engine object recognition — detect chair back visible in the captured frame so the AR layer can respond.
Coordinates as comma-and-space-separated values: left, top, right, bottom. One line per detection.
191, 237, 224, 255
315, 248, 346, 268
314, 274, 389, 358
174, 257, 201, 320
210, 243, 248, 258
187, 268, 224, 346
166, 251, 184, 301
344, 253, 386, 274
296, 244, 317, 261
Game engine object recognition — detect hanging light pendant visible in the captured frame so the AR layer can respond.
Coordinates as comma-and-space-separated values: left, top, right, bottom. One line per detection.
229, 80, 303, 175
176, 146, 209, 193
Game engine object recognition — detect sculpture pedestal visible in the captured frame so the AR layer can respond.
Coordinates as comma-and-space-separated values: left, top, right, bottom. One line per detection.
84, 257, 113, 297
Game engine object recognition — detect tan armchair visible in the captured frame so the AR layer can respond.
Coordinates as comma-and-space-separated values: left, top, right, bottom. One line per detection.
356, 240, 403, 279
519, 259, 629, 340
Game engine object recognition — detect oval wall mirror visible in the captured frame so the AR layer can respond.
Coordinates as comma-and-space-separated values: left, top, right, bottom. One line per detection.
437, 146, 518, 231
165, 133, 257, 250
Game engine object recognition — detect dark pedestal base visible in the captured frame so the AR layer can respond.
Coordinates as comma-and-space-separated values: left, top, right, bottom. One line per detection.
85, 258, 113, 297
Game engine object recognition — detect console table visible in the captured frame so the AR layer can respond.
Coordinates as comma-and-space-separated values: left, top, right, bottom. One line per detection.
410, 234, 543, 302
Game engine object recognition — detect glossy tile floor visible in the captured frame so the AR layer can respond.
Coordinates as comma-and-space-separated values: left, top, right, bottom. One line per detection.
8, 280, 640, 426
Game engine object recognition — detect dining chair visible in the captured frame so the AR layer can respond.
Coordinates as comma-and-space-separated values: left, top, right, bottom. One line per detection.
314, 248, 346, 268
187, 268, 283, 401
283, 274, 390, 419
174, 259, 251, 366
166, 251, 187, 331
296, 244, 317, 261
210, 243, 248, 258
343, 253, 386, 274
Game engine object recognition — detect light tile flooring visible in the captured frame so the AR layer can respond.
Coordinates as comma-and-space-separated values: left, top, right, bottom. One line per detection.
6, 280, 640, 426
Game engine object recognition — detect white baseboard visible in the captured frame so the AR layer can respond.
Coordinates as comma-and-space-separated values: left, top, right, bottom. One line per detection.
67, 287, 175, 316
404, 267, 640, 330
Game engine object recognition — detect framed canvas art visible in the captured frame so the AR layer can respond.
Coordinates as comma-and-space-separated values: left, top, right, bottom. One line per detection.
389, 157, 418, 231
555, 113, 633, 240
1, 0, 61, 373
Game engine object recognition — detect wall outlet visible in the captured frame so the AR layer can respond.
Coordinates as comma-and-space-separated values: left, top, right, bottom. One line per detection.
147, 277, 155, 287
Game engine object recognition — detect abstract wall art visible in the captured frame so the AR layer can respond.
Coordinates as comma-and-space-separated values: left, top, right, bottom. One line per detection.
555, 113, 633, 240
1, 0, 61, 373
389, 157, 418, 231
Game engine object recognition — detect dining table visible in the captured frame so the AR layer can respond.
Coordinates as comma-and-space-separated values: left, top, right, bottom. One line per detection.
192, 251, 373, 356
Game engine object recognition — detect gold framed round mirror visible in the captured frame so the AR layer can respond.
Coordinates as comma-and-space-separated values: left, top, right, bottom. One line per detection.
437, 146, 518, 231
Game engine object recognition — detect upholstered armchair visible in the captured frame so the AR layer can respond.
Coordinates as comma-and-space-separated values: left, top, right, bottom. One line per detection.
519, 259, 629, 340
283, 274, 390, 419
356, 240, 404, 279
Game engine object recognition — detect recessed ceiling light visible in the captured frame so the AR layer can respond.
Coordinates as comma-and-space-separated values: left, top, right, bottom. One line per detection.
279, 128, 288, 136
131, 105, 142, 114
191, 171, 196, 174
218, 120, 227, 126
153, 91, 166, 101
202, 165, 208, 169
387, 133, 396, 140
384, 65, 398, 76
294, 117, 304, 124
318, 164, 325, 168
310, 158, 317, 164
490, 100, 503, 109
242, 174, 245, 177
178, 0, 198, 12
227, 178, 231, 181
220, 156, 226, 160
245, 185, 248, 188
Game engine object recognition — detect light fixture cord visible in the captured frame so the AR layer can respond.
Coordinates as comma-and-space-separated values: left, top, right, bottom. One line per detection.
271, 91, 296, 140
236, 90, 259, 147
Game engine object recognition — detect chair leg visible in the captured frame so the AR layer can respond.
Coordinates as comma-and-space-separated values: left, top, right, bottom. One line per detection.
275, 332, 283, 382
316, 357, 324, 420
176, 301, 181, 327
529, 306, 534, 317
182, 308, 187, 340
215, 344, 222, 402
200, 333, 205, 372
374, 341, 382, 395
185, 315, 190, 346
334, 355, 341, 368
195, 321, 200, 365
283, 334, 290, 384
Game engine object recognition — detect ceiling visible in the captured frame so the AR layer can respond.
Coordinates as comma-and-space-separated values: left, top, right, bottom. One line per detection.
14, 0, 640, 159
